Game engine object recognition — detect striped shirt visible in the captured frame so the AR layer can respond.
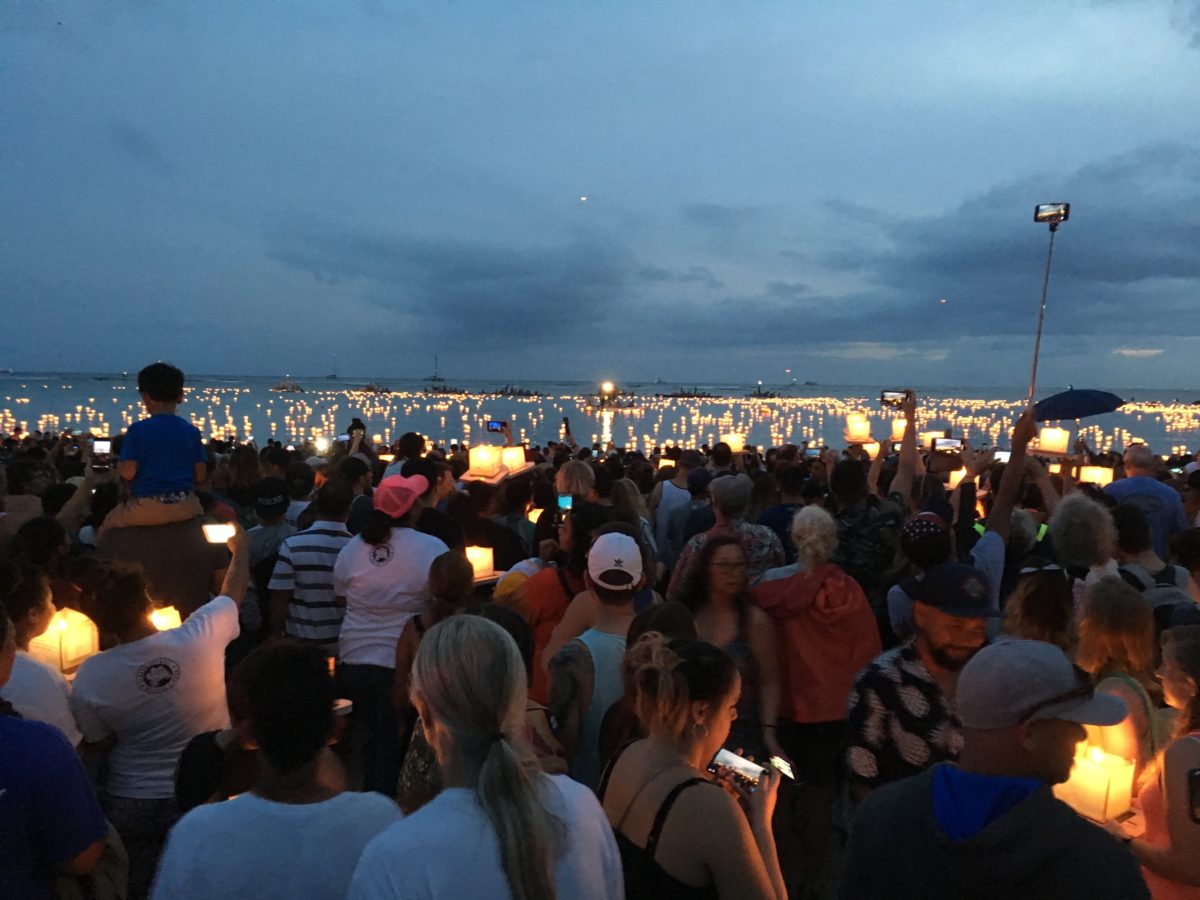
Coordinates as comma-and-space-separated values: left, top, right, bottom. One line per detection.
268, 520, 352, 646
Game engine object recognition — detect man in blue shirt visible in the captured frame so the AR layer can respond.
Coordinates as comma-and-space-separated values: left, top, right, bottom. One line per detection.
1, 615, 109, 899
1105, 444, 1188, 560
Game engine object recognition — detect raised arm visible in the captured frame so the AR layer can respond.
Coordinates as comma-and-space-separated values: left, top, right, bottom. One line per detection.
988, 408, 1036, 543
891, 390, 918, 503
219, 526, 250, 605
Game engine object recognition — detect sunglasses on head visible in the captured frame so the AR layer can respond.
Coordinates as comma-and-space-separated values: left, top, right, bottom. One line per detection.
1017, 664, 1094, 724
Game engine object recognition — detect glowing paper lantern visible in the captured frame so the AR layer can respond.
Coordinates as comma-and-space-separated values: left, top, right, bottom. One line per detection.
468, 445, 503, 478
947, 469, 970, 490
658, 457, 675, 470
720, 433, 745, 453
149, 606, 183, 631
1037, 427, 1070, 455
891, 418, 907, 442
844, 414, 871, 444
526, 508, 544, 524
501, 446, 529, 474
466, 546, 495, 580
28, 608, 99, 673
861, 441, 881, 459
921, 431, 943, 450
1079, 465, 1114, 486
1053, 744, 1134, 822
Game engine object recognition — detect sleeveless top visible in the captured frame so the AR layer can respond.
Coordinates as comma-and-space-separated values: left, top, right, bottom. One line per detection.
598, 744, 720, 900
1139, 732, 1200, 899
570, 629, 627, 790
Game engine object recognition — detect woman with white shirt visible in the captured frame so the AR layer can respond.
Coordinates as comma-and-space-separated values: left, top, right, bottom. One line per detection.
334, 473, 446, 794
349, 615, 622, 900
0, 562, 82, 745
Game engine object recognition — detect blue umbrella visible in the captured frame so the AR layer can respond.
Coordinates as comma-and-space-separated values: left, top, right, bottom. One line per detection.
1033, 388, 1125, 422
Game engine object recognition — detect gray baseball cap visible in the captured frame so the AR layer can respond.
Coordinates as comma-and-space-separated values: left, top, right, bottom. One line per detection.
956, 639, 1127, 730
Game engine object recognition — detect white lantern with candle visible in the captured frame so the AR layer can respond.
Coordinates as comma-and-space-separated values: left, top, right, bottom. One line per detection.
465, 546, 495, 580
947, 468, 970, 490
720, 433, 745, 453
1053, 743, 1135, 822
28, 608, 99, 673
1079, 465, 1115, 486
861, 441, 881, 460
844, 414, 872, 445
149, 606, 183, 631
467, 445, 503, 479
921, 431, 944, 450
891, 417, 907, 442
1036, 426, 1070, 456
501, 446, 530, 475
657, 457, 675, 470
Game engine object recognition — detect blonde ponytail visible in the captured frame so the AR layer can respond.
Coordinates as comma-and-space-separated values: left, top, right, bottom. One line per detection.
630, 633, 738, 740
412, 616, 562, 900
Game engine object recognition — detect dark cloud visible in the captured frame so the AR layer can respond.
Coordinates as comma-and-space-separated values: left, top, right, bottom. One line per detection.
680, 203, 760, 234
764, 280, 809, 300
267, 224, 640, 348
107, 121, 174, 173
638, 265, 723, 289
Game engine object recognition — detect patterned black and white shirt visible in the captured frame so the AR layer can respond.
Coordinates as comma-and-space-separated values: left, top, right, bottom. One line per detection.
845, 639, 963, 791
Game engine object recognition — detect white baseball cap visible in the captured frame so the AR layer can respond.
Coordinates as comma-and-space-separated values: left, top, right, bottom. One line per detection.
587, 533, 643, 591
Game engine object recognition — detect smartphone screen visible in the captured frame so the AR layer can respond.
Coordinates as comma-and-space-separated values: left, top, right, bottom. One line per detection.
557, 494, 574, 511
202, 523, 236, 544
770, 756, 796, 780
891, 441, 903, 454
934, 437, 964, 453
880, 390, 907, 408
486, 420, 506, 433
708, 748, 766, 791
92, 439, 112, 455
993, 450, 1011, 464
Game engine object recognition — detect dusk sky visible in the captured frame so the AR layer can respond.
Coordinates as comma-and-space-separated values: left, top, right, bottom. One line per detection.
3, 1, 1199, 389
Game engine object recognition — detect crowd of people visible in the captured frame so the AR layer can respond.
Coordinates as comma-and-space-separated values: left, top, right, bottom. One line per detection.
4, 363, 1200, 899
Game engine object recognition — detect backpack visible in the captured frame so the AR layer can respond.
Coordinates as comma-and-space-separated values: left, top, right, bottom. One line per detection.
832, 497, 903, 598
1118, 564, 1200, 632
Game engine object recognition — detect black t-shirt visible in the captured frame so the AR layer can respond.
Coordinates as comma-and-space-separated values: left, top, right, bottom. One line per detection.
418, 507, 465, 551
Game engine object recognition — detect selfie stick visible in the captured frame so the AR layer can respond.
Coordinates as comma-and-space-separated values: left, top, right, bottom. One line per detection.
1027, 207, 1067, 402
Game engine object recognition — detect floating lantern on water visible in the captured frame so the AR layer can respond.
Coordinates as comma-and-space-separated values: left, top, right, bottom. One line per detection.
1053, 743, 1134, 822
465, 546, 495, 580
28, 608, 99, 673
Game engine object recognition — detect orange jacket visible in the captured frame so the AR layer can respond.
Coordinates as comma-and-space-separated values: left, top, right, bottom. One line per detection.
752, 563, 881, 724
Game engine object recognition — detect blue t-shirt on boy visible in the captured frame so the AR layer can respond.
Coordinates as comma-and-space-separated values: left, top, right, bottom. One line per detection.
119, 413, 206, 497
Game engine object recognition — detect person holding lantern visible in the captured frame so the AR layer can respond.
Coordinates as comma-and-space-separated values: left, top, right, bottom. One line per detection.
842, 639, 1147, 900
1110, 626, 1200, 897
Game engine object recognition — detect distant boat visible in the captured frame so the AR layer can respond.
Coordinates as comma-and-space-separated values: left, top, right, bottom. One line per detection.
746, 385, 779, 399
360, 382, 391, 394
804, 380, 818, 386
656, 387, 715, 399
271, 377, 305, 393
493, 384, 541, 398
424, 354, 446, 384
327, 355, 339, 380
423, 383, 467, 396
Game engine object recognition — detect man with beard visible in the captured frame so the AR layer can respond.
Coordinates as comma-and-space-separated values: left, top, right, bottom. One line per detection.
845, 562, 997, 804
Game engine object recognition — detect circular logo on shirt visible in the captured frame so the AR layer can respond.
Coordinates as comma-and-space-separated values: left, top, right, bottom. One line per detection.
137, 658, 181, 694
369, 543, 393, 567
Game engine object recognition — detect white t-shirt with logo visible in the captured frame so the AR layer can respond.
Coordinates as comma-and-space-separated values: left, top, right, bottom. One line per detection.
333, 528, 447, 668
70, 596, 240, 799
1, 650, 83, 745
151, 790, 400, 900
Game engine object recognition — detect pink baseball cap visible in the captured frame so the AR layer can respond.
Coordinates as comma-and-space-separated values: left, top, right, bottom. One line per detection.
373, 474, 428, 518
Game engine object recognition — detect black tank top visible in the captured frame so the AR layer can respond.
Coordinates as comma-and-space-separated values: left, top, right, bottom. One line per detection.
598, 746, 720, 900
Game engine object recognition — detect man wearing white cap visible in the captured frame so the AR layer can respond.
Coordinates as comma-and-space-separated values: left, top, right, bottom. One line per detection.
840, 639, 1149, 899
548, 529, 645, 790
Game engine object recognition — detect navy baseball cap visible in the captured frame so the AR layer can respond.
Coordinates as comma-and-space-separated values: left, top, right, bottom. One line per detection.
902, 562, 1000, 619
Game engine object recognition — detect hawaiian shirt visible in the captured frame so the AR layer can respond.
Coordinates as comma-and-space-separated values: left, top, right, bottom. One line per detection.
845, 639, 963, 791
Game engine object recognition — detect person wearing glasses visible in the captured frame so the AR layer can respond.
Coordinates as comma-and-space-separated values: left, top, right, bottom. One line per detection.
841, 639, 1149, 899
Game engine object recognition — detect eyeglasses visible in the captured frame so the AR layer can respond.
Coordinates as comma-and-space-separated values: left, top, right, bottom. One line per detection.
1016, 664, 1094, 724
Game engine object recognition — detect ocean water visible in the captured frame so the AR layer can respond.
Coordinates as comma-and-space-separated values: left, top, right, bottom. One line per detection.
2, 373, 1199, 456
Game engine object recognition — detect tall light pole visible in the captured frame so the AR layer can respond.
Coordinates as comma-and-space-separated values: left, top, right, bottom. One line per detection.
1027, 202, 1070, 402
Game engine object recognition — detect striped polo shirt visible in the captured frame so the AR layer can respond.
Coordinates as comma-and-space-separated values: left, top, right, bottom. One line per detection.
268, 519, 352, 646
